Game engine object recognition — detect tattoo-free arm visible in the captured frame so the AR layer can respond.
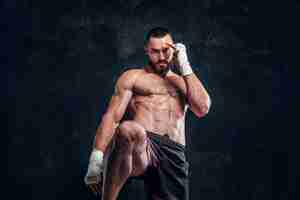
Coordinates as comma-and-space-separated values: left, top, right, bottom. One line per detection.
183, 73, 211, 118
166, 70, 211, 118
166, 42, 211, 117
93, 70, 138, 153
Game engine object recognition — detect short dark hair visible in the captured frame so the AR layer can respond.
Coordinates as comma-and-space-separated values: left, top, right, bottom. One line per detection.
145, 27, 171, 44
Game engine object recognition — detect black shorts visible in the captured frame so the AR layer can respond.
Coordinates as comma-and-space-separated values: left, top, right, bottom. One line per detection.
135, 131, 189, 200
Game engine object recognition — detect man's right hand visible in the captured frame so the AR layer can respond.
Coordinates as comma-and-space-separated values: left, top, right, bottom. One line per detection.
84, 149, 104, 196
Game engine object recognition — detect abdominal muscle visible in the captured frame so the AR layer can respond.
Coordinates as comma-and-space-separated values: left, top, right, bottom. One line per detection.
128, 95, 187, 146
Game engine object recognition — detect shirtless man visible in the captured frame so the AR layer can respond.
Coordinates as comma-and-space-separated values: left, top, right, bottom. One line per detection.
84, 27, 211, 200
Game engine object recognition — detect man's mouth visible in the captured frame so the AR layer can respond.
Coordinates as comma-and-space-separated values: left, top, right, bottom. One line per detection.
158, 62, 168, 65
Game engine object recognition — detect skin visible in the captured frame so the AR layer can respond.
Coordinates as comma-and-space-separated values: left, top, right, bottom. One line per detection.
86, 34, 211, 199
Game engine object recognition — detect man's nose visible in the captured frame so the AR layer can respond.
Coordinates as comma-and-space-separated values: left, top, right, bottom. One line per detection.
159, 51, 166, 59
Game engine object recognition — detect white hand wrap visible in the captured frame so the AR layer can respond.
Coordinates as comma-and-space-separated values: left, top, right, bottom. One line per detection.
84, 149, 104, 185
174, 43, 194, 76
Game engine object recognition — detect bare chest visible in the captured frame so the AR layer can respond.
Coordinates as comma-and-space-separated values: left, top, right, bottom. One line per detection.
131, 74, 186, 112
134, 74, 179, 97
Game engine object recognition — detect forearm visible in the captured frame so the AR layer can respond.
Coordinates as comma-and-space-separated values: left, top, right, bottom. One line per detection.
183, 73, 211, 117
85, 113, 118, 185
172, 42, 211, 117
94, 112, 119, 153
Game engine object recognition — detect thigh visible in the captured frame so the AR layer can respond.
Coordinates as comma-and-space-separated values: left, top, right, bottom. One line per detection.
124, 121, 150, 176
111, 120, 151, 177
131, 145, 150, 176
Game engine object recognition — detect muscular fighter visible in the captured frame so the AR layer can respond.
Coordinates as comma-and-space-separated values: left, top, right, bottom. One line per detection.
84, 27, 211, 200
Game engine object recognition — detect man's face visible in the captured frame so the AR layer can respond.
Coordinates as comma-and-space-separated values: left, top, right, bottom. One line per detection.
144, 34, 175, 75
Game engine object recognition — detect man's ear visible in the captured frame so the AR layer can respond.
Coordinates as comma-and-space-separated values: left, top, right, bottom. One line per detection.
144, 46, 148, 55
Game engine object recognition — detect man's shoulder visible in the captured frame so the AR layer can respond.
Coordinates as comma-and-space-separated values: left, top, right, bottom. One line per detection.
120, 67, 145, 76
115, 67, 145, 88
118, 67, 145, 81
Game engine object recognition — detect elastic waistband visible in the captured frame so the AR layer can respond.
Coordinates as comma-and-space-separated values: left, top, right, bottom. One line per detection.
146, 131, 186, 152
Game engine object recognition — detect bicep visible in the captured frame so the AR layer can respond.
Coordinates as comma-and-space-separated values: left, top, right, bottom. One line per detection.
106, 86, 133, 122
105, 70, 137, 122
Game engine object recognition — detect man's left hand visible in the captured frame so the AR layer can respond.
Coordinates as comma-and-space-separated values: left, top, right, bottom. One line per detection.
166, 42, 194, 76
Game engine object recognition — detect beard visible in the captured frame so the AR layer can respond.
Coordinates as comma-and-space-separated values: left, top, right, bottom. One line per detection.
148, 60, 171, 76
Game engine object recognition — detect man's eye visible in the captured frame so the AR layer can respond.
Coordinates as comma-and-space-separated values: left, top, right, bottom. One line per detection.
163, 49, 168, 52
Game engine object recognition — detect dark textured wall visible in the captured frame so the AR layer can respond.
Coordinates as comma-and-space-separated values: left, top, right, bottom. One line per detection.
11, 0, 300, 199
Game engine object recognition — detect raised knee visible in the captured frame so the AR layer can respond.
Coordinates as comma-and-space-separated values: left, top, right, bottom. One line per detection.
118, 121, 133, 135
117, 121, 146, 144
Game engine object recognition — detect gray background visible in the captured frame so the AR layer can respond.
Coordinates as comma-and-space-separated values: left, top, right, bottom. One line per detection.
8, 0, 300, 199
